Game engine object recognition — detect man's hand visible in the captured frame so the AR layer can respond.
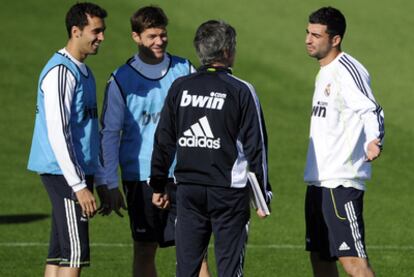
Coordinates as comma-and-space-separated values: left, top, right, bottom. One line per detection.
75, 188, 97, 218
96, 185, 110, 215
108, 188, 127, 217
152, 192, 170, 209
366, 138, 382, 161
97, 186, 127, 217
256, 208, 268, 219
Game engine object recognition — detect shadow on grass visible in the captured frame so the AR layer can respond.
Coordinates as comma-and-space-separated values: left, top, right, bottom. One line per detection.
0, 214, 49, 224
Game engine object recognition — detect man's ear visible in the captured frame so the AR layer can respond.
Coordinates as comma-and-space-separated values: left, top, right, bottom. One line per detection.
223, 49, 235, 65
223, 49, 235, 60
331, 34, 342, 48
71, 26, 81, 38
132, 32, 141, 44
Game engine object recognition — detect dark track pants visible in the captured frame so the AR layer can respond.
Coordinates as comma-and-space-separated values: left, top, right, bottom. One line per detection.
176, 184, 250, 277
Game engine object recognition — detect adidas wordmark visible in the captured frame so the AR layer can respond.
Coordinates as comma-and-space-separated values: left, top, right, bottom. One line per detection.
178, 116, 221, 149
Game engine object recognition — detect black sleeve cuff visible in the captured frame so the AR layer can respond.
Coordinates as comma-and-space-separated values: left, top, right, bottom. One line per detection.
149, 177, 168, 193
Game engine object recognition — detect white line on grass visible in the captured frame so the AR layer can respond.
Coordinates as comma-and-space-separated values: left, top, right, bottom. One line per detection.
1, 242, 414, 251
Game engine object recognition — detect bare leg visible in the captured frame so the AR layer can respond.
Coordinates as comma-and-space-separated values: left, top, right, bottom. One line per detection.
310, 252, 339, 277
133, 241, 158, 277
58, 267, 81, 277
339, 257, 375, 277
44, 264, 59, 277
199, 257, 211, 277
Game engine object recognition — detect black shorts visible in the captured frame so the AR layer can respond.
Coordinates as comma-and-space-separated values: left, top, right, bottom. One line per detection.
41, 174, 93, 267
305, 185, 368, 260
122, 180, 176, 248
176, 184, 250, 277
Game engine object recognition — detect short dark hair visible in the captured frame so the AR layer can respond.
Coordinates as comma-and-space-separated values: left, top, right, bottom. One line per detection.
65, 2, 107, 38
193, 20, 236, 66
130, 6, 168, 34
309, 7, 346, 39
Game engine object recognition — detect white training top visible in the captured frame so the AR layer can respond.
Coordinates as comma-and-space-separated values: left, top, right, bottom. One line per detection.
304, 52, 384, 191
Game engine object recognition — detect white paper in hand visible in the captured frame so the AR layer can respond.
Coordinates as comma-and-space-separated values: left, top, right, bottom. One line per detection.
248, 172, 270, 215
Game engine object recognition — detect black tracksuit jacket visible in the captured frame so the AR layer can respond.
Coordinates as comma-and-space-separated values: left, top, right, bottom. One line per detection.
150, 66, 272, 203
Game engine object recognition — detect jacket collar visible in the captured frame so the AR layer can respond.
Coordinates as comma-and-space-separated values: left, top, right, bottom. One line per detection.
198, 65, 232, 74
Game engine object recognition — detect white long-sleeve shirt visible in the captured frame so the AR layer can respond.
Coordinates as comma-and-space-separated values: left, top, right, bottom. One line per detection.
42, 49, 90, 192
304, 52, 384, 190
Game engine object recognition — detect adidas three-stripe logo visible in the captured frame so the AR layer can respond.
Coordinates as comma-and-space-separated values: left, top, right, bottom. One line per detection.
178, 116, 221, 149
339, 242, 350, 251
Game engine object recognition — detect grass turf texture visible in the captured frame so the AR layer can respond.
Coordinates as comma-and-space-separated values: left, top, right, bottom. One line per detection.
0, 0, 413, 276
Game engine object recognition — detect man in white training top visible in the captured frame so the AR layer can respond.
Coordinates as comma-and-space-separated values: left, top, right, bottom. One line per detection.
304, 6, 384, 277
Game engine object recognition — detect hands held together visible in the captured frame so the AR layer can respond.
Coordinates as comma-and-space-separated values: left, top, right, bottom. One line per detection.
152, 192, 170, 209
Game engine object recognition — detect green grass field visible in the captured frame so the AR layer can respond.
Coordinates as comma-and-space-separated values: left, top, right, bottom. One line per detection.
1, 0, 413, 276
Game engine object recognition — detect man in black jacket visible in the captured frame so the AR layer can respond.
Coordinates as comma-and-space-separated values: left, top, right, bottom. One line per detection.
150, 20, 272, 277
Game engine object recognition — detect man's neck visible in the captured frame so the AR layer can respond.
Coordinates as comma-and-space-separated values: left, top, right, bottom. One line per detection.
319, 48, 341, 67
66, 41, 86, 62
210, 62, 229, 68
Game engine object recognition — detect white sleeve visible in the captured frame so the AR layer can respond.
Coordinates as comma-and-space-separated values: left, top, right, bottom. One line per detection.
42, 65, 86, 192
342, 77, 385, 151
94, 76, 125, 189
190, 63, 197, 73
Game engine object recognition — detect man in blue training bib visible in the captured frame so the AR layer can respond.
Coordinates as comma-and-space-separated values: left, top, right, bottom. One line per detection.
27, 2, 107, 277
94, 6, 209, 277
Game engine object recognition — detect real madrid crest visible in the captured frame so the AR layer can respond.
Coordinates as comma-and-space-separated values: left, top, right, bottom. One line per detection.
324, 83, 331, 97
